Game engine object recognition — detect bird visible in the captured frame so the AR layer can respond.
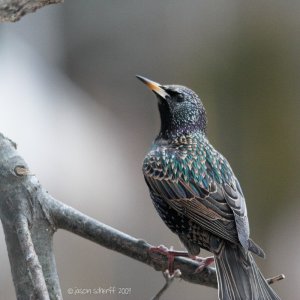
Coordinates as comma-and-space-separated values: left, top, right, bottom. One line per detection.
137, 75, 280, 300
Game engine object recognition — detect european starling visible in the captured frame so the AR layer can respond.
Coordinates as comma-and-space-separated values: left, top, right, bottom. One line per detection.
137, 75, 280, 300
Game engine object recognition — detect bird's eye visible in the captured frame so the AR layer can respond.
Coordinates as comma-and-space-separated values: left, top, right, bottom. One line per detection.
176, 94, 184, 102
165, 89, 184, 102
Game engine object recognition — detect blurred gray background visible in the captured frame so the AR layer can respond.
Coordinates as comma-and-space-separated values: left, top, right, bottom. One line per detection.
0, 1, 299, 299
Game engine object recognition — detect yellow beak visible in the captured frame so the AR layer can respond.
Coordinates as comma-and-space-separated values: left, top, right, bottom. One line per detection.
136, 75, 169, 99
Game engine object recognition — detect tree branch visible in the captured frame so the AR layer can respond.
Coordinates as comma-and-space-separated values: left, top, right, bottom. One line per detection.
15, 215, 50, 300
0, 0, 63, 22
50, 196, 218, 288
0, 133, 62, 299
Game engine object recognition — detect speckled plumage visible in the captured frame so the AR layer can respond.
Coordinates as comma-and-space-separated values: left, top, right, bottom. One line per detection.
138, 75, 280, 300
143, 131, 242, 254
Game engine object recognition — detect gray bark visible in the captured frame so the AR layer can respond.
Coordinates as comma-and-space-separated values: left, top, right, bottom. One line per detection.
0, 0, 63, 22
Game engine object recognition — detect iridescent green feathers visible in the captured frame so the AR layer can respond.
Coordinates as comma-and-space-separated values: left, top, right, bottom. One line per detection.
143, 132, 233, 188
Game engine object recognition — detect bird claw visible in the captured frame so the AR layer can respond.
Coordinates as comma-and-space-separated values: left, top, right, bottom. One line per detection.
193, 256, 214, 273
149, 245, 190, 275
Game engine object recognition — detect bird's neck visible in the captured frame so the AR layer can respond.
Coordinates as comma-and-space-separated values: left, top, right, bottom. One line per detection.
155, 127, 204, 145
158, 104, 207, 141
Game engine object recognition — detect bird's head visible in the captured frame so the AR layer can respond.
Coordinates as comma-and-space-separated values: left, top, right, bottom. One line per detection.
137, 75, 207, 139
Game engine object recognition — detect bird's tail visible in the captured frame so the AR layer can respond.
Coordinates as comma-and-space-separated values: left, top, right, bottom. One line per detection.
214, 242, 280, 300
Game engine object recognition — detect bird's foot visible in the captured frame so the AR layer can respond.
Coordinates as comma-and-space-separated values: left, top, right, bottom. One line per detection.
149, 245, 190, 275
192, 256, 214, 273
149, 245, 214, 274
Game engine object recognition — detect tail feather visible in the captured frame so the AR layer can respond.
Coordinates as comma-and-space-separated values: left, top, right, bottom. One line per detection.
248, 238, 266, 259
215, 242, 280, 300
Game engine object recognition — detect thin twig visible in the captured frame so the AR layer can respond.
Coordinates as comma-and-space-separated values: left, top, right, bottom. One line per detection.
151, 269, 182, 300
267, 274, 286, 285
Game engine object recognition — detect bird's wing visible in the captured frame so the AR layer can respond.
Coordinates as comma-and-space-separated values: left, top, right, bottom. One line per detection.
146, 175, 239, 245
144, 159, 250, 248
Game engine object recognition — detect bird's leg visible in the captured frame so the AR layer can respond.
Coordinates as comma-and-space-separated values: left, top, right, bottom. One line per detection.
149, 245, 190, 274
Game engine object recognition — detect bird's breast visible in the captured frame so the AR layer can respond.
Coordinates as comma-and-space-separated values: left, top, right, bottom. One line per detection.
143, 133, 234, 191
143, 134, 208, 183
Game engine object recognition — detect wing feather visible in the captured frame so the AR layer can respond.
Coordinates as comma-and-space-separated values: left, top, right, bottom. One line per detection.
145, 175, 240, 244
144, 139, 251, 251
